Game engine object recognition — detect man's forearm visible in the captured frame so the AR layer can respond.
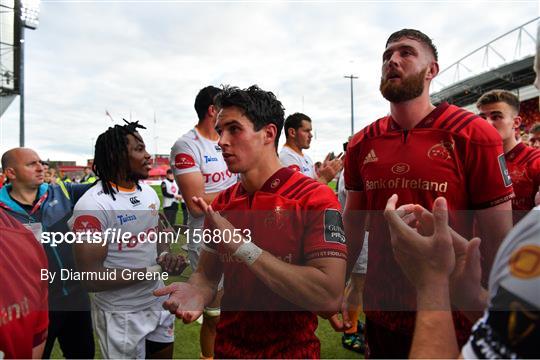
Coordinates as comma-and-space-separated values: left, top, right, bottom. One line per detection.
475, 201, 512, 282
410, 281, 459, 359
187, 271, 219, 307
343, 210, 367, 277
248, 252, 344, 313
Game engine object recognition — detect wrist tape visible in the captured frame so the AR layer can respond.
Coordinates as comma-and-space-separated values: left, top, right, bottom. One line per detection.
233, 242, 262, 266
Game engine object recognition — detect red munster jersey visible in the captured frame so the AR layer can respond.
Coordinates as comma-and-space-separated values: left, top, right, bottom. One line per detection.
506, 142, 540, 220
205, 167, 347, 359
0, 209, 49, 358
344, 102, 514, 342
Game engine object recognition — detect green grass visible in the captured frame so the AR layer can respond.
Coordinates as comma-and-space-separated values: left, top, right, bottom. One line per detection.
51, 185, 361, 359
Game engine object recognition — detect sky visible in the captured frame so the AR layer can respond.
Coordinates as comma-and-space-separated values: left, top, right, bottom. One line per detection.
1, 0, 538, 165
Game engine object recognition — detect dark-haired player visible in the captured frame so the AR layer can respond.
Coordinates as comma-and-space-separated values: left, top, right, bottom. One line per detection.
342, 29, 514, 357
70, 120, 186, 358
476, 90, 540, 221
280, 112, 343, 184
170, 86, 237, 359
156, 85, 347, 358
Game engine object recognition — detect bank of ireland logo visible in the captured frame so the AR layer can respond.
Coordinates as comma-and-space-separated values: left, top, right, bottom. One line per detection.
428, 141, 454, 161
391, 163, 410, 175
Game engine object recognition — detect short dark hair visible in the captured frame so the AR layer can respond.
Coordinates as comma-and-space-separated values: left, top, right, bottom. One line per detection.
214, 85, 285, 149
166, 169, 173, 175
194, 86, 221, 121
476, 89, 520, 113
386, 29, 438, 61
284, 113, 311, 140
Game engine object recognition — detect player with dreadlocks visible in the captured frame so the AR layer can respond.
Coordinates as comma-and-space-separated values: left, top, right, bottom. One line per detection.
69, 120, 187, 358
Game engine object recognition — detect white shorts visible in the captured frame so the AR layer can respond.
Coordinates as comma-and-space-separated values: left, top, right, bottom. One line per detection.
352, 233, 368, 274
91, 301, 174, 359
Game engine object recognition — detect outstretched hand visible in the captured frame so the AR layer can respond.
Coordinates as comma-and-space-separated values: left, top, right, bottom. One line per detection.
154, 282, 204, 323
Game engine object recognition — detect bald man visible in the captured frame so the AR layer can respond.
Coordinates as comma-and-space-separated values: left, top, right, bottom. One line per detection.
0, 148, 95, 359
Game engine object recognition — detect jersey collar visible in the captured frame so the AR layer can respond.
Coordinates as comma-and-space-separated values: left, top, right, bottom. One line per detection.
505, 142, 527, 161
388, 102, 450, 131
109, 181, 137, 192
236, 167, 296, 196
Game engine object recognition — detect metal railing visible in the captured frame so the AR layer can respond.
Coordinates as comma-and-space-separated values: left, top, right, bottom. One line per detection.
432, 17, 539, 93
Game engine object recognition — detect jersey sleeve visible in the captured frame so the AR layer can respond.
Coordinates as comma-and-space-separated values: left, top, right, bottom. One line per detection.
68, 194, 109, 241
279, 150, 301, 172
302, 186, 348, 261
344, 134, 364, 191
464, 126, 514, 209
170, 138, 200, 176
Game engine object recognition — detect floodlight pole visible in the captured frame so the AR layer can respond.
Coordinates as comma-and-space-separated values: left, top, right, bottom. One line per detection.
19, 25, 25, 147
344, 74, 358, 136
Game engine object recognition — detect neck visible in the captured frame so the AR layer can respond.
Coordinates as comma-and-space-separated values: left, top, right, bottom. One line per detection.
112, 178, 136, 190
240, 152, 283, 194
390, 94, 435, 130
284, 141, 303, 155
9, 184, 39, 205
504, 136, 519, 154
195, 119, 219, 141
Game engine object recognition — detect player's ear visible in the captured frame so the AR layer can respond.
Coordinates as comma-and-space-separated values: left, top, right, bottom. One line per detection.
426, 61, 439, 80
513, 115, 522, 129
208, 105, 217, 118
287, 127, 296, 139
264, 124, 278, 146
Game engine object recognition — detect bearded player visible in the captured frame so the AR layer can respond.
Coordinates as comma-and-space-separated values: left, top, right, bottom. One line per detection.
156, 85, 347, 358
340, 29, 514, 357
70, 121, 186, 358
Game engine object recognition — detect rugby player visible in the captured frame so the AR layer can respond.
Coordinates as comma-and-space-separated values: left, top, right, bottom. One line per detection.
341, 29, 514, 357
279, 112, 343, 183
477, 90, 540, 222
170, 86, 237, 358
156, 85, 347, 358
0, 208, 48, 358
70, 120, 186, 358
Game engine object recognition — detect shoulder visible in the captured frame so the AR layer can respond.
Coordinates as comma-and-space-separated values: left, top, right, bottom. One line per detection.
279, 146, 296, 159
73, 182, 107, 210
171, 129, 198, 152
435, 105, 501, 145
523, 146, 540, 166
348, 116, 389, 150
282, 172, 339, 208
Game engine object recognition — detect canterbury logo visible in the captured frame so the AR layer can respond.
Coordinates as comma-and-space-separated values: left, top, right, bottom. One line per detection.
363, 149, 378, 164
130, 196, 140, 205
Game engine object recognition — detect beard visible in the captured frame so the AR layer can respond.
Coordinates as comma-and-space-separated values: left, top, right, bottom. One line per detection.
380, 68, 427, 103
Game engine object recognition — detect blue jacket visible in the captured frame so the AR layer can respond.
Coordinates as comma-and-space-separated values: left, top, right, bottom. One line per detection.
0, 182, 93, 310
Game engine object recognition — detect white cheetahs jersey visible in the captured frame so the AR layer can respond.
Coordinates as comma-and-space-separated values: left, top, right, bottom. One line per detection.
279, 146, 315, 179
68, 180, 165, 312
170, 127, 237, 230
